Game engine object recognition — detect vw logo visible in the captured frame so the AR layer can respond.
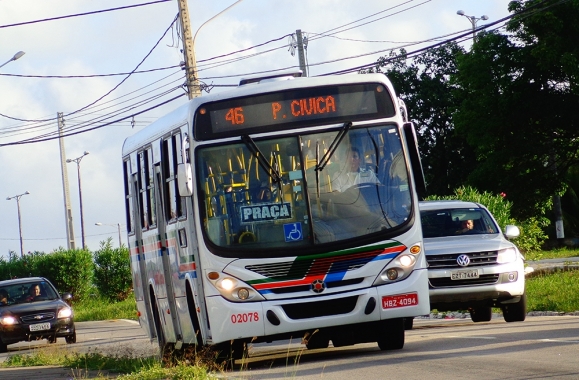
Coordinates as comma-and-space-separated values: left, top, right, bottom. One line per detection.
456, 254, 470, 267
311, 279, 326, 294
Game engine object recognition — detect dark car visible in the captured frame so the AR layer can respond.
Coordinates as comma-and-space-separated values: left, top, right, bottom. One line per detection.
0, 277, 76, 352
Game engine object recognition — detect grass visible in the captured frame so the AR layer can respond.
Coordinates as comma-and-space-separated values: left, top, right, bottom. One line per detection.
72, 297, 137, 322
524, 247, 579, 261
0, 345, 220, 379
526, 270, 579, 313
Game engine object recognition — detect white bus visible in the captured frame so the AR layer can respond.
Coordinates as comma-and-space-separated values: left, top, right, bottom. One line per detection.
121, 72, 429, 363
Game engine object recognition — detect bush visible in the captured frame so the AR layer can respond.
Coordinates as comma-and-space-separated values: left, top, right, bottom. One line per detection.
93, 238, 133, 302
427, 186, 548, 253
36, 248, 94, 301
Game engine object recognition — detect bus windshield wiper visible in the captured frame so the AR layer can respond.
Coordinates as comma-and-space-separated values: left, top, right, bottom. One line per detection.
315, 121, 352, 172
241, 135, 283, 195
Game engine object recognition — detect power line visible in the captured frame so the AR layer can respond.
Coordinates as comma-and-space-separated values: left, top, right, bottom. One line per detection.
0, 0, 172, 29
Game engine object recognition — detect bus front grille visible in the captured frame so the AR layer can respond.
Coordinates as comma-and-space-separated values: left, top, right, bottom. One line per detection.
281, 295, 358, 320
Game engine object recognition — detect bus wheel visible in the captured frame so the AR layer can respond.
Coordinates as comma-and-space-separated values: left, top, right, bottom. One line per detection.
377, 318, 405, 350
214, 340, 246, 369
305, 331, 329, 350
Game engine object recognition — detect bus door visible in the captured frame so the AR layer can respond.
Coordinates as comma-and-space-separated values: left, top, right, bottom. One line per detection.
153, 154, 184, 348
124, 156, 155, 339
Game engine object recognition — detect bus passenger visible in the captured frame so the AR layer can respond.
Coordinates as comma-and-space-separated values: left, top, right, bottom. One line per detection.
332, 147, 379, 192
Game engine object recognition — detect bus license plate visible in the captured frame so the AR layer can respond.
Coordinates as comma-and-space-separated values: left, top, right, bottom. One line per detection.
29, 322, 51, 332
382, 293, 418, 309
451, 269, 479, 280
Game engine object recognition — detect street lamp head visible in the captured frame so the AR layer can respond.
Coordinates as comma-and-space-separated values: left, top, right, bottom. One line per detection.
13, 51, 25, 61
83, 151, 90, 156
66, 159, 72, 163
457, 10, 465, 16
24, 191, 30, 195
481, 15, 489, 20
95, 222, 103, 226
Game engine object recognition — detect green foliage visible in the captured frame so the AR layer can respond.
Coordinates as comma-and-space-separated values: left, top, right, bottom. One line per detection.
427, 186, 548, 252
37, 248, 94, 301
93, 238, 133, 302
74, 295, 137, 322
526, 270, 579, 313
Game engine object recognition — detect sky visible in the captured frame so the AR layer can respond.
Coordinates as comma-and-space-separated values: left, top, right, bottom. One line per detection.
0, 0, 513, 257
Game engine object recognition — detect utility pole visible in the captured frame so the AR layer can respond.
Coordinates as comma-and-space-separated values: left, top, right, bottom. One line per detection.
177, 0, 201, 99
58, 112, 76, 250
296, 29, 308, 76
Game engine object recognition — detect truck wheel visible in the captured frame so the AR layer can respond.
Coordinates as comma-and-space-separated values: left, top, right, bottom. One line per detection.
470, 306, 492, 322
503, 293, 527, 322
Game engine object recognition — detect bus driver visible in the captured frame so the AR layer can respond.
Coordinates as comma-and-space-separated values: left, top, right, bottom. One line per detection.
332, 147, 379, 192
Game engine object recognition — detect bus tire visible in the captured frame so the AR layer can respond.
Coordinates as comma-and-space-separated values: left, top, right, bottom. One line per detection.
377, 318, 405, 350
305, 331, 330, 350
214, 340, 246, 369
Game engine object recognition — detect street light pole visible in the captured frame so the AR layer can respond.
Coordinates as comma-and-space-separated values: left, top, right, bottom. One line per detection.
67, 151, 89, 249
6, 191, 30, 257
457, 10, 489, 41
0, 51, 25, 70
95, 222, 123, 247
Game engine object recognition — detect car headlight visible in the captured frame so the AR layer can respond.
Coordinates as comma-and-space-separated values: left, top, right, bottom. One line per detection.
0, 315, 18, 325
58, 307, 73, 319
497, 247, 517, 264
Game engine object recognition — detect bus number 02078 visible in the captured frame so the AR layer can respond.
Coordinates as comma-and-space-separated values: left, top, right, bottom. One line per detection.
231, 312, 259, 324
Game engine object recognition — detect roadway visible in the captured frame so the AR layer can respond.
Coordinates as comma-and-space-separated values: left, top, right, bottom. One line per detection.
1, 316, 578, 379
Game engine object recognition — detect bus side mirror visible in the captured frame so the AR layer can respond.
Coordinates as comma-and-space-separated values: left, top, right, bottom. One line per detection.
177, 163, 193, 197
403, 122, 427, 200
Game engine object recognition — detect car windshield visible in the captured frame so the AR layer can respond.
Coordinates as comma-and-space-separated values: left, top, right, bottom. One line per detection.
0, 281, 59, 306
421, 207, 500, 238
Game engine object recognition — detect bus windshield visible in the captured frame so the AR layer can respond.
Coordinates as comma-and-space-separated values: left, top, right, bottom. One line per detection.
196, 124, 411, 254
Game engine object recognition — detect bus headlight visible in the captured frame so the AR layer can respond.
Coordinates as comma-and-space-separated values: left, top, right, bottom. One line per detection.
207, 271, 265, 302
373, 246, 421, 286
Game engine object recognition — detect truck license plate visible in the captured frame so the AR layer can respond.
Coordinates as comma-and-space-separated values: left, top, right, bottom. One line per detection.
451, 269, 479, 280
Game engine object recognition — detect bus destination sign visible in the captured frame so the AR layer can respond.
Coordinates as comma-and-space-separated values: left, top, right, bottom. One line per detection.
195, 83, 395, 140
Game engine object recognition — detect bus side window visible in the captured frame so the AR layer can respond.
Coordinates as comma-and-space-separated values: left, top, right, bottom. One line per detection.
123, 159, 134, 234
137, 148, 156, 230
162, 132, 186, 222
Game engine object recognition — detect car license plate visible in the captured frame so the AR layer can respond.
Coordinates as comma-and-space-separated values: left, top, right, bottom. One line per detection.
382, 293, 418, 309
451, 269, 479, 280
29, 322, 51, 332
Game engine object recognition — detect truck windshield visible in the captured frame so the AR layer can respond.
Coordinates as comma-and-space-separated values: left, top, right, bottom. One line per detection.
196, 124, 412, 254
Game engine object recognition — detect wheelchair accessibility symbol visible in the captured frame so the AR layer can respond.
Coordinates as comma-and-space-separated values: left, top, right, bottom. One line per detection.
283, 222, 303, 242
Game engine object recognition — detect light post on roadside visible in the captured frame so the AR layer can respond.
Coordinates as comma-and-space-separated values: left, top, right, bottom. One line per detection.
67, 151, 89, 249
0, 51, 25, 70
6, 191, 30, 257
457, 10, 489, 41
95, 222, 123, 247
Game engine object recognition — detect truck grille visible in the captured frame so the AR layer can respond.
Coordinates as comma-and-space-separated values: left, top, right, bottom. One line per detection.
427, 251, 498, 269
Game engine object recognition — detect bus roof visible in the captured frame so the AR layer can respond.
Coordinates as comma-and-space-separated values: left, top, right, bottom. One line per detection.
122, 73, 396, 156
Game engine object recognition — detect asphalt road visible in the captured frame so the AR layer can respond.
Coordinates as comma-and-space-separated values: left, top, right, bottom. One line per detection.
1, 316, 578, 379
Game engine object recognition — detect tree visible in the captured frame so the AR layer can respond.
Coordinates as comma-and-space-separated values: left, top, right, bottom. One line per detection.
453, 0, 579, 220
365, 43, 477, 196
